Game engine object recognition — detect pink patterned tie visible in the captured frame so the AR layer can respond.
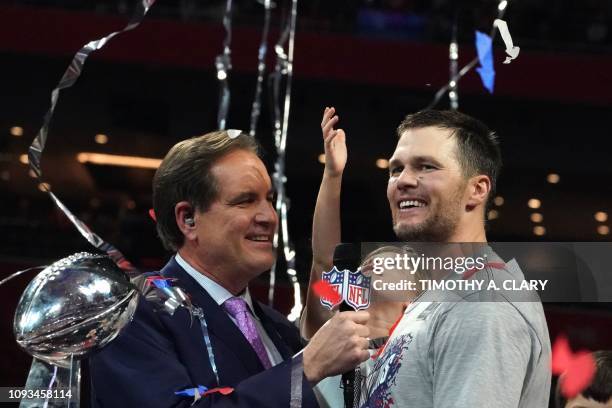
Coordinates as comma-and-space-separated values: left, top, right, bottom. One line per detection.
223, 297, 272, 369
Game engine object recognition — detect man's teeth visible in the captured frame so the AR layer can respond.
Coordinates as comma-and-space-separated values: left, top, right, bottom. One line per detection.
249, 236, 269, 241
399, 200, 426, 209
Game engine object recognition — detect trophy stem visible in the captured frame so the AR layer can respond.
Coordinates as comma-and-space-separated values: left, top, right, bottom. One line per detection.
20, 356, 81, 408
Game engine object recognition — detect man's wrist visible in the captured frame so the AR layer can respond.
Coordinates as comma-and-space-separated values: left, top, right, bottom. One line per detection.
302, 348, 321, 385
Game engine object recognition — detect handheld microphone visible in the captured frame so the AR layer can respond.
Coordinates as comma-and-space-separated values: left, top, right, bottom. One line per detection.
333, 242, 361, 276
333, 243, 361, 408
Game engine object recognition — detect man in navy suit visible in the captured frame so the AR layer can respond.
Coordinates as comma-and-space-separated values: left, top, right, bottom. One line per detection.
89, 130, 371, 407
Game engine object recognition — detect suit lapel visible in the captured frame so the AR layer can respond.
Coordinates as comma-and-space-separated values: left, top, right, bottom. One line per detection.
160, 258, 266, 376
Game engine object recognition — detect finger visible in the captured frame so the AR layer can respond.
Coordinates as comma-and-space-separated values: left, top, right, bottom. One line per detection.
355, 336, 370, 350
354, 323, 370, 338
323, 129, 338, 145
335, 129, 346, 142
326, 129, 345, 145
322, 115, 339, 136
321, 107, 336, 128
321, 107, 329, 126
321, 107, 330, 127
321, 108, 334, 127
340, 310, 370, 324
356, 349, 370, 363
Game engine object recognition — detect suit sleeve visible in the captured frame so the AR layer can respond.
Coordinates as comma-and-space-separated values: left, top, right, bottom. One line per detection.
89, 301, 318, 408
431, 301, 532, 408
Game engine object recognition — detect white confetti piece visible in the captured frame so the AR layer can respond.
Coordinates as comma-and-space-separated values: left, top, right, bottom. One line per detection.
494, 19, 520, 64
227, 129, 242, 139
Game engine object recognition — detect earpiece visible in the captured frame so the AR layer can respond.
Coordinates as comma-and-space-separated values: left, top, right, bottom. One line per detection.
185, 217, 195, 227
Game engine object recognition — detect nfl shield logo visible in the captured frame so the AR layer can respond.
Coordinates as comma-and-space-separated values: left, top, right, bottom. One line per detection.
320, 266, 345, 309
345, 269, 371, 310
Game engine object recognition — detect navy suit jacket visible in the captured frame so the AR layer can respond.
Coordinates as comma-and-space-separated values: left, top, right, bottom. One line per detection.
89, 258, 319, 407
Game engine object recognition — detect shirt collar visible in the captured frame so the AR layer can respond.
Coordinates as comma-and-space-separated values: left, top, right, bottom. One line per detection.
175, 253, 256, 315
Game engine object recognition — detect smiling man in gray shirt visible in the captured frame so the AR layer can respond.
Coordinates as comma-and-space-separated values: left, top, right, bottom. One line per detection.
302, 109, 551, 407
360, 255, 551, 408
362, 110, 551, 407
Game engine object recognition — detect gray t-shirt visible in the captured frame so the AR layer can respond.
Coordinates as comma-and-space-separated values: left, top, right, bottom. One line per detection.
358, 259, 551, 408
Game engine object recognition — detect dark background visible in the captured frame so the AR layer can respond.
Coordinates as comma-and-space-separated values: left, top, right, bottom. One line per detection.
1, 0, 612, 405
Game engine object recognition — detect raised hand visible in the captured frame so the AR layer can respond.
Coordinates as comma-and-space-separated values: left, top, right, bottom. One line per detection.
321, 107, 347, 177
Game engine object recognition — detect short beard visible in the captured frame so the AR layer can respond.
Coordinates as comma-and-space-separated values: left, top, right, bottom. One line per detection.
393, 211, 457, 242
392, 183, 465, 243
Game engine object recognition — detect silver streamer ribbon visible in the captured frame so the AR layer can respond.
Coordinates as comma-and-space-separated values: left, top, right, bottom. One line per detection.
268, 0, 302, 327
426, 0, 510, 109
193, 307, 221, 386
448, 12, 459, 110
0, 265, 46, 287
215, 0, 233, 130
289, 353, 303, 408
136, 275, 221, 386
26, 0, 157, 275
249, 0, 273, 137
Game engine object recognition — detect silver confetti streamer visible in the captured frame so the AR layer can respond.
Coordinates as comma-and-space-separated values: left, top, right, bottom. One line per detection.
192, 307, 221, 386
0, 265, 47, 287
27, 0, 157, 275
135, 275, 221, 386
289, 352, 303, 408
249, 0, 273, 137
216, 0, 233, 130
426, 0, 510, 109
448, 13, 459, 110
268, 0, 302, 325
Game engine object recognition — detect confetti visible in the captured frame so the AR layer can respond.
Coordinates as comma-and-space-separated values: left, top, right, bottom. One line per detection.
249, 0, 273, 137
313, 280, 342, 305
551, 335, 597, 399
203, 387, 234, 397
268, 0, 302, 329
475, 31, 495, 93
227, 129, 242, 139
493, 19, 520, 64
215, 0, 233, 130
175, 385, 208, 397
175, 385, 234, 404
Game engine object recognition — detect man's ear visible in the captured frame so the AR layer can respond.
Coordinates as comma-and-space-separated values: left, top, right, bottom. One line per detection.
465, 175, 491, 211
175, 201, 197, 241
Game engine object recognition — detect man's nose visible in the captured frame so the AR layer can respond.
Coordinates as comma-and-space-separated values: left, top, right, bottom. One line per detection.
397, 168, 419, 190
255, 201, 278, 226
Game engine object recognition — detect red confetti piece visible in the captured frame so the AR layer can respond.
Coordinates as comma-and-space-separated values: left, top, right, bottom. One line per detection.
202, 387, 234, 397
313, 280, 341, 305
148, 208, 157, 222
552, 335, 572, 375
551, 335, 597, 399
144, 275, 174, 288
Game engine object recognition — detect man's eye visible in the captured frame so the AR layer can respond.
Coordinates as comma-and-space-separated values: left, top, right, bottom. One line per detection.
234, 196, 255, 205
390, 166, 403, 176
420, 164, 436, 171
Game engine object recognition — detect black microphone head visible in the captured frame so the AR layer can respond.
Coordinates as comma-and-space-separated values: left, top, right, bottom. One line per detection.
333, 243, 361, 272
